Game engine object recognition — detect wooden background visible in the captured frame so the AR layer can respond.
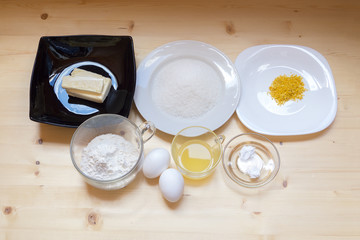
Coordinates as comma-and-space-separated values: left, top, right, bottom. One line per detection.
0, 0, 359, 239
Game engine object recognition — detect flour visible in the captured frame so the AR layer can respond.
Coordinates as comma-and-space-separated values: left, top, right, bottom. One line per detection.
237, 145, 275, 179
152, 58, 223, 119
80, 133, 139, 180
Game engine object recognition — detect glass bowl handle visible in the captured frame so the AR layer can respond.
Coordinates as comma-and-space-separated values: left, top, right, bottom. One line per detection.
216, 135, 225, 144
139, 121, 156, 143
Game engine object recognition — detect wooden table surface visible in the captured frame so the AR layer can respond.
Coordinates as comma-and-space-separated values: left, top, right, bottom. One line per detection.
1, 0, 359, 239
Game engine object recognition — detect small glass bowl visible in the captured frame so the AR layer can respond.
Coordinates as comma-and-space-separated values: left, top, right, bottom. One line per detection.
222, 133, 280, 188
171, 126, 224, 179
70, 114, 155, 190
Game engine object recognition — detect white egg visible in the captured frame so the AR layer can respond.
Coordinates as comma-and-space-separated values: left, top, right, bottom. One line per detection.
142, 148, 170, 179
159, 168, 184, 202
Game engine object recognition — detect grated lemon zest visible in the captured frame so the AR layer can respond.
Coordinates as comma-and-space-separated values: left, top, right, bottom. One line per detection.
268, 74, 307, 105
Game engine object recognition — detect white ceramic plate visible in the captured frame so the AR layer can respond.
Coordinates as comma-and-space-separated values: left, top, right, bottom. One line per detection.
135, 40, 240, 135
235, 44, 337, 136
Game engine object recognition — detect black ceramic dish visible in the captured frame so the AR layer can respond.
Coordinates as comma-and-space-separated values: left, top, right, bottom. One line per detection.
29, 35, 136, 127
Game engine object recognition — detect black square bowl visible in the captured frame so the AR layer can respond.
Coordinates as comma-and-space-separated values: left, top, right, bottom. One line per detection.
29, 35, 136, 127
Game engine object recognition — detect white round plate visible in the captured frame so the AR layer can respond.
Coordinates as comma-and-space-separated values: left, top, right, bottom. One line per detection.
235, 44, 337, 136
134, 40, 240, 135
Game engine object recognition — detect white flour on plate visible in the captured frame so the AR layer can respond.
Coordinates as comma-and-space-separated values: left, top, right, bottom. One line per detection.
152, 58, 223, 119
80, 133, 139, 180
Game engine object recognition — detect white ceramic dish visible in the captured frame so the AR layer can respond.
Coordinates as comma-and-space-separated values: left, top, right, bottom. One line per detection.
135, 40, 241, 135
235, 44, 337, 136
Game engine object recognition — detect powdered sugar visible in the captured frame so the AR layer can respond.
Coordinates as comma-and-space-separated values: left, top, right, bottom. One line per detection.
80, 133, 139, 180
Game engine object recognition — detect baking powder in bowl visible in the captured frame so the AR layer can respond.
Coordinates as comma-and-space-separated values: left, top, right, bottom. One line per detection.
80, 133, 139, 180
237, 145, 275, 179
152, 58, 223, 119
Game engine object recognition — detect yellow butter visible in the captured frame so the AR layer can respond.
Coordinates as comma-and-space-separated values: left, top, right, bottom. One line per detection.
62, 68, 113, 103
71, 68, 106, 79
62, 75, 104, 93
66, 77, 112, 103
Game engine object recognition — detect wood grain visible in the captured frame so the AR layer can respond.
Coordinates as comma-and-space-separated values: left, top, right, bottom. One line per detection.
0, 0, 360, 239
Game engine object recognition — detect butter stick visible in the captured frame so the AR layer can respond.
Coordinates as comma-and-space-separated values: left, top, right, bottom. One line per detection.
62, 75, 104, 94
62, 68, 112, 103
66, 77, 112, 103
71, 68, 106, 79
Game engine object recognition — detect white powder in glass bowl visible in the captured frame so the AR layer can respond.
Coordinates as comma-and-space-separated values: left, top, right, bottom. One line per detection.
152, 58, 223, 119
80, 133, 139, 180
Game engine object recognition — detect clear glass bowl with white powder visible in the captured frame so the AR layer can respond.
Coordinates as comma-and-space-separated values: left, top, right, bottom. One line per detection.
70, 114, 155, 190
222, 133, 280, 188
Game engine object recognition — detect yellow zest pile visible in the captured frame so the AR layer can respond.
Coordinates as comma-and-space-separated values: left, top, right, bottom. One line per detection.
268, 74, 307, 105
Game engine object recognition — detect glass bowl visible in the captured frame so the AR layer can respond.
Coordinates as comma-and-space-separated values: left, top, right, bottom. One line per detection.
222, 133, 280, 188
171, 126, 224, 179
70, 114, 155, 190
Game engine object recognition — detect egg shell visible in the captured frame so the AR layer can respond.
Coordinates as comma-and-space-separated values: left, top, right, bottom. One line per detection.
159, 168, 184, 202
142, 148, 170, 179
